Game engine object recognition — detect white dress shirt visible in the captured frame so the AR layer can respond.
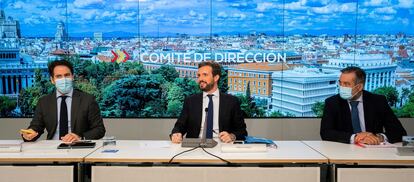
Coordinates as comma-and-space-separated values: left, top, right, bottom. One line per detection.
349, 93, 387, 143
52, 88, 73, 140
199, 89, 220, 138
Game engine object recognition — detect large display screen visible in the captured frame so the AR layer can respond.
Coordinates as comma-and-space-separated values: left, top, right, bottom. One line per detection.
0, 0, 413, 118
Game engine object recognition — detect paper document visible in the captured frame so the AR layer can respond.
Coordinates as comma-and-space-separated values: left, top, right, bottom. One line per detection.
0, 140, 22, 153
140, 141, 171, 148
356, 142, 396, 148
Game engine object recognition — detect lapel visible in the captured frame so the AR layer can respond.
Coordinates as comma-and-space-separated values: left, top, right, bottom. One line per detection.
50, 91, 58, 136
194, 93, 203, 132
339, 97, 353, 129
71, 90, 80, 131
362, 91, 372, 131
218, 92, 225, 131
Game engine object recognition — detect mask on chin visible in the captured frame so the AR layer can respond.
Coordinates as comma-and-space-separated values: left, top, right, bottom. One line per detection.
55, 78, 73, 94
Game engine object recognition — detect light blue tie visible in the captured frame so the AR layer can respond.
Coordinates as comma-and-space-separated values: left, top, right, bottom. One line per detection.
350, 101, 362, 133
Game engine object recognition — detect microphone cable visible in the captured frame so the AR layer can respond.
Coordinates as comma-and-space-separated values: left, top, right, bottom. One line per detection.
168, 146, 200, 165
167, 145, 233, 165
200, 146, 233, 165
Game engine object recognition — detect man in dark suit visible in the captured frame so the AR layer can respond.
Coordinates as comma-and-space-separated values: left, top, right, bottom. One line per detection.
320, 66, 406, 144
20, 60, 106, 142
170, 61, 247, 143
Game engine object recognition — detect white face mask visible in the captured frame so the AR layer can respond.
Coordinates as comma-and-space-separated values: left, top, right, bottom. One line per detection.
339, 84, 359, 100
55, 77, 73, 94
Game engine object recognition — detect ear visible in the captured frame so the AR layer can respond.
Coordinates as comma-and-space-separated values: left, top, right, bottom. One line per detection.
50, 76, 55, 85
214, 74, 220, 83
358, 83, 364, 91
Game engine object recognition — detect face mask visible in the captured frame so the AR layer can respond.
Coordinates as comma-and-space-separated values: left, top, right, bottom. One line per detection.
339, 86, 353, 100
339, 84, 361, 100
55, 78, 73, 94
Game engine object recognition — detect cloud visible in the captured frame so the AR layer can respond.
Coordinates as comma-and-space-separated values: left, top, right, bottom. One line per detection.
143, 18, 157, 26
69, 8, 99, 21
143, 0, 206, 12
256, 2, 276, 12
312, 3, 356, 14
24, 15, 51, 25
368, 11, 394, 21
116, 12, 136, 22
230, 3, 246, 8
363, 0, 389, 7
287, 20, 299, 27
229, 2, 256, 10
374, 7, 397, 14
9, 1, 25, 9
112, 2, 138, 11
101, 11, 117, 18
217, 11, 228, 18
231, 13, 246, 20
73, 0, 104, 8
285, 0, 307, 11
189, 10, 197, 17
399, 18, 410, 25
397, 0, 414, 8
382, 15, 394, 20
359, 8, 368, 14
256, 13, 264, 18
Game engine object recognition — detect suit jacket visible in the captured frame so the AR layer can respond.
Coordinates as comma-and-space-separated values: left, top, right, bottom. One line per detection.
171, 92, 248, 140
320, 90, 406, 144
27, 89, 106, 141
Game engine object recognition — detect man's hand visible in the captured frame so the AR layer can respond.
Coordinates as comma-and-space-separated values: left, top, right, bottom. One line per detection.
61, 133, 81, 143
20, 129, 38, 141
355, 132, 381, 145
171, 133, 183, 144
219, 131, 236, 143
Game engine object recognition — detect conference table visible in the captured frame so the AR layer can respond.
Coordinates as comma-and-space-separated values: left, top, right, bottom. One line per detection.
0, 140, 101, 182
1, 140, 413, 182
84, 140, 328, 182
303, 141, 414, 182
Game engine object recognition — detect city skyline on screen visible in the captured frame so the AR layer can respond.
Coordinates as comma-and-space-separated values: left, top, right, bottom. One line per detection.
1, 0, 413, 118
1, 0, 413, 37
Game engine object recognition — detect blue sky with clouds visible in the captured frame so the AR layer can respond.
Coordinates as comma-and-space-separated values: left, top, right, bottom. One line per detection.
2, 0, 413, 37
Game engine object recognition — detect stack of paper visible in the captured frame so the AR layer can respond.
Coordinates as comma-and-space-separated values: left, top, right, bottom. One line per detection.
221, 143, 267, 153
356, 142, 396, 148
0, 140, 23, 153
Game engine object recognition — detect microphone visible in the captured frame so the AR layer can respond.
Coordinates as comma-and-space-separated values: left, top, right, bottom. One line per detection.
201, 108, 209, 146
181, 107, 217, 148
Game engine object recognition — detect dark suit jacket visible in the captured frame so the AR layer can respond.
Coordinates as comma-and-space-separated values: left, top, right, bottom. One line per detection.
27, 89, 106, 141
320, 90, 406, 144
171, 92, 248, 140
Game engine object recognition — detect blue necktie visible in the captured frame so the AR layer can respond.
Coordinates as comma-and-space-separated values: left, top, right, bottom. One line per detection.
59, 96, 68, 139
206, 94, 214, 139
350, 101, 362, 133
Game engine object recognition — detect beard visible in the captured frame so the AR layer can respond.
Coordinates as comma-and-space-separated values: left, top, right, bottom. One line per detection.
199, 81, 215, 92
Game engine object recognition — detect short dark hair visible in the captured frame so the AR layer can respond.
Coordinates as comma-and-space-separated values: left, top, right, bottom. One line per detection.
48, 60, 74, 77
340, 66, 366, 85
198, 61, 221, 77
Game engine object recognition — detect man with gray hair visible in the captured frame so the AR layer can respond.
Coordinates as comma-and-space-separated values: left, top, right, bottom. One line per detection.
320, 66, 406, 144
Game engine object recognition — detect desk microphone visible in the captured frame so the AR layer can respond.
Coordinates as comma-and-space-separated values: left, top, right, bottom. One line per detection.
181, 107, 217, 148
201, 108, 209, 146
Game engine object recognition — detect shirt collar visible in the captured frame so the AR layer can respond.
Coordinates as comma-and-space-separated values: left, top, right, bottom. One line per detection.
56, 88, 74, 98
203, 88, 220, 98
